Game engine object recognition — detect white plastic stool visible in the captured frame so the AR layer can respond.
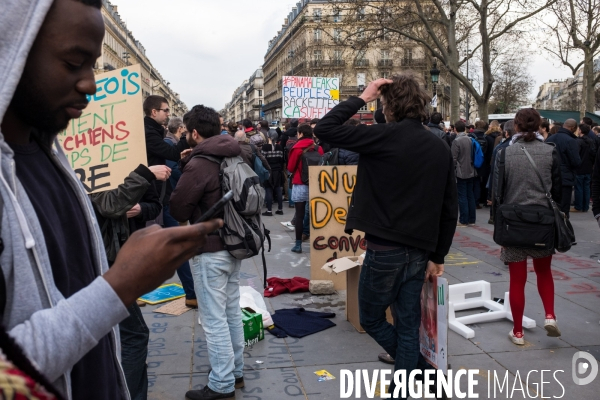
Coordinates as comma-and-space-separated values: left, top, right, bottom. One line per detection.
448, 280, 536, 339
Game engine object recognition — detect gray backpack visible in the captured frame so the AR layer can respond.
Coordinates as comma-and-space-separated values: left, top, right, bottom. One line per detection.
193, 155, 271, 287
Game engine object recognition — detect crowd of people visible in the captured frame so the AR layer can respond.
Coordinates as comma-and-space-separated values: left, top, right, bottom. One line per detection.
1, 1, 600, 400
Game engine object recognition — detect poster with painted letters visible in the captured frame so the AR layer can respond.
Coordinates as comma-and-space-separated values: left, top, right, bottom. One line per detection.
57, 64, 146, 193
420, 276, 449, 374
282, 76, 340, 119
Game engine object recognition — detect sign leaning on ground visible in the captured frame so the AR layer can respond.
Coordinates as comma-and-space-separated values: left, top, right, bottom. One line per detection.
282, 76, 340, 119
309, 165, 364, 290
420, 276, 449, 374
57, 64, 147, 193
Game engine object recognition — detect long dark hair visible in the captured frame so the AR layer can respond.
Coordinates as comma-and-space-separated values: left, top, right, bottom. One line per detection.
514, 108, 541, 142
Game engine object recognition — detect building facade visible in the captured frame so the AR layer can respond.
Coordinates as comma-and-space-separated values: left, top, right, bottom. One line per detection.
259, 0, 450, 123
98, 0, 188, 116
221, 69, 265, 124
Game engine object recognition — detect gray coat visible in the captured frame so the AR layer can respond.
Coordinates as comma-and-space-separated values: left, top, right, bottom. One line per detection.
493, 139, 562, 208
451, 133, 476, 179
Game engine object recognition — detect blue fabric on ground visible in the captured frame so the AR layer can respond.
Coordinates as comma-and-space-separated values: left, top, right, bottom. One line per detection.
268, 308, 336, 338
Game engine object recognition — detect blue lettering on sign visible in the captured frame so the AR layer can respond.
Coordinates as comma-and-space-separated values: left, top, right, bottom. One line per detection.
89, 68, 141, 103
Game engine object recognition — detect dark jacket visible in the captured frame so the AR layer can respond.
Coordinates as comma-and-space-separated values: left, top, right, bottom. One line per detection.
262, 143, 285, 188
427, 123, 445, 140
591, 146, 600, 218
164, 135, 183, 191
314, 96, 458, 264
144, 116, 189, 202
90, 164, 156, 263
128, 180, 162, 233
170, 135, 241, 253
280, 127, 298, 150
545, 127, 582, 186
239, 142, 271, 172
576, 135, 596, 175
338, 148, 360, 165
445, 133, 457, 147
470, 129, 494, 167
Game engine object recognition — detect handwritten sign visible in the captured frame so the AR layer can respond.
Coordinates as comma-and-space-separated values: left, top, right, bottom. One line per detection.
309, 166, 364, 289
282, 76, 339, 119
57, 65, 146, 193
420, 276, 449, 374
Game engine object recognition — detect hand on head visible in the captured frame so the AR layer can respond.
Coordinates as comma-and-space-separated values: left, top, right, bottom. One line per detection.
359, 78, 394, 103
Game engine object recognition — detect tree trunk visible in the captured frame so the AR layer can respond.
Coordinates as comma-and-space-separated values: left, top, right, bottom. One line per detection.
585, 52, 596, 115
450, 74, 460, 122
477, 98, 489, 121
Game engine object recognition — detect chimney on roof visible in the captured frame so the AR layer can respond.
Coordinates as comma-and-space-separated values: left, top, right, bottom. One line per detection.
112, 5, 117, 12
284, 18, 288, 25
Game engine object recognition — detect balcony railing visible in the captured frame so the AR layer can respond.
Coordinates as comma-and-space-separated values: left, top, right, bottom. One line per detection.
354, 59, 369, 67
378, 59, 393, 67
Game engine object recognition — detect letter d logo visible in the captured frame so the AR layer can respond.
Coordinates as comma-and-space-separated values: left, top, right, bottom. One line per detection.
572, 351, 598, 385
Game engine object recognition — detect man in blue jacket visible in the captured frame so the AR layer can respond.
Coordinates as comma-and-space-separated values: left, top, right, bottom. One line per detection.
546, 119, 582, 216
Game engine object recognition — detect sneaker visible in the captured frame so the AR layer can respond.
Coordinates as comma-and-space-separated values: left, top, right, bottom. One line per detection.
291, 244, 302, 253
185, 386, 235, 400
185, 299, 198, 309
262, 211, 273, 216
457, 223, 468, 227
378, 353, 395, 365
302, 233, 310, 242
544, 317, 561, 337
275, 209, 283, 215
508, 329, 525, 345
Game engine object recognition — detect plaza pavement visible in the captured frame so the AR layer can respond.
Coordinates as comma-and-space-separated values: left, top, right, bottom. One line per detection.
144, 207, 600, 399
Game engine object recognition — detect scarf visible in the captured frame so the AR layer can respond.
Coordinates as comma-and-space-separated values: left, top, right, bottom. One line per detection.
509, 132, 544, 146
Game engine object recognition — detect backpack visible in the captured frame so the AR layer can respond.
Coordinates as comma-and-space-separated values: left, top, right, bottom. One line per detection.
319, 148, 339, 166
470, 138, 484, 169
193, 155, 271, 288
475, 135, 488, 155
301, 145, 322, 184
249, 144, 270, 184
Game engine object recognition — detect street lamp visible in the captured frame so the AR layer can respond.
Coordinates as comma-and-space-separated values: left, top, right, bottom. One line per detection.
430, 60, 440, 112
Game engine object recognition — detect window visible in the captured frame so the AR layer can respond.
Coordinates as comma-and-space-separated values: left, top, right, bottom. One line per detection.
404, 48, 413, 65
356, 50, 366, 60
333, 9, 342, 22
313, 8, 321, 22
258, 90, 262, 97
333, 28, 342, 41
314, 29, 322, 40
357, 7, 365, 21
333, 50, 342, 60
259, 100, 263, 106
382, 28, 389, 41
313, 50, 322, 60
357, 27, 365, 40
382, 71, 390, 79
382, 50, 390, 60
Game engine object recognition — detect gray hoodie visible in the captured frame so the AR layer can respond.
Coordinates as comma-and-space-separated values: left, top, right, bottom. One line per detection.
0, 1, 130, 398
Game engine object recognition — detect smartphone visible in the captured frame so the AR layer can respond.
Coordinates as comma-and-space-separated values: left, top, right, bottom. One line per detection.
194, 190, 233, 223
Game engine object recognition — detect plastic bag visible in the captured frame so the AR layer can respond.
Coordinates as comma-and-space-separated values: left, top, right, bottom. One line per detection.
239, 286, 273, 327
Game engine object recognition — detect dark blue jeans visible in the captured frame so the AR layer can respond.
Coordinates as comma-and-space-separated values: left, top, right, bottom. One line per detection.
119, 303, 149, 400
358, 246, 436, 399
303, 201, 310, 236
456, 177, 476, 224
574, 174, 591, 212
265, 186, 283, 211
163, 204, 196, 299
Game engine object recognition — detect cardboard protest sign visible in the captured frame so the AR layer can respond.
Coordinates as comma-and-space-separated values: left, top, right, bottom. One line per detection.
309, 166, 364, 290
282, 76, 339, 119
57, 65, 146, 193
420, 276, 449, 374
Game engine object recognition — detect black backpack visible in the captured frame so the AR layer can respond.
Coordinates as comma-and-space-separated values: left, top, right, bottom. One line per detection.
475, 135, 488, 155
300, 145, 322, 184
319, 148, 339, 166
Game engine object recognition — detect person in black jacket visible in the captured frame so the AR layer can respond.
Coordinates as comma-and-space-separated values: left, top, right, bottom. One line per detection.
573, 124, 596, 212
546, 119, 582, 216
261, 132, 285, 216
314, 73, 457, 399
591, 146, 600, 243
143, 95, 190, 204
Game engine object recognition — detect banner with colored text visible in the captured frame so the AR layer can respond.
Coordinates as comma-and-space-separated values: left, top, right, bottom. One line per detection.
282, 76, 339, 119
57, 64, 146, 193
309, 165, 363, 289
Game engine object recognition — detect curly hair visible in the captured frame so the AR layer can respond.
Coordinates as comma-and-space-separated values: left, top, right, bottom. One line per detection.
297, 123, 314, 138
185, 105, 221, 139
514, 108, 541, 141
379, 72, 430, 122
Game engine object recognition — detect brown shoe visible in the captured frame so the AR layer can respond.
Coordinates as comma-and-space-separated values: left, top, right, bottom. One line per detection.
302, 234, 310, 242
185, 299, 198, 309
378, 352, 395, 365
136, 300, 146, 307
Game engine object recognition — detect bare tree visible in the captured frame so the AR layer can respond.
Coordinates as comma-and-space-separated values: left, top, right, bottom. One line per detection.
543, 0, 600, 117
488, 57, 535, 113
329, 0, 557, 121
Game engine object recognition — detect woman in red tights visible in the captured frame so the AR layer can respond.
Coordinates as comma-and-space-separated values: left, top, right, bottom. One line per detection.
492, 108, 563, 345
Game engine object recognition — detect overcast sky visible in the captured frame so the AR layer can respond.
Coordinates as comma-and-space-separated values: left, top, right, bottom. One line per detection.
114, 0, 574, 110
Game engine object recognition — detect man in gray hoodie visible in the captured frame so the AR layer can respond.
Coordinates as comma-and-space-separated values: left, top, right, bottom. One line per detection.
451, 120, 477, 226
0, 1, 221, 399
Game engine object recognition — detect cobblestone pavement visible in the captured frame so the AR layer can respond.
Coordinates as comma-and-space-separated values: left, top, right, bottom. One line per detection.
144, 207, 600, 399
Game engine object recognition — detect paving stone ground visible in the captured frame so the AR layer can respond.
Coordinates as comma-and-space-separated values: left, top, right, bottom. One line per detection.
144, 208, 600, 399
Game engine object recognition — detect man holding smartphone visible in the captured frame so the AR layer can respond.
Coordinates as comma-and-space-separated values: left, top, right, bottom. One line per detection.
170, 105, 245, 400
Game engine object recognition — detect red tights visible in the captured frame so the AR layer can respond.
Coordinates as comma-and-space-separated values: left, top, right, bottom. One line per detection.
509, 256, 555, 335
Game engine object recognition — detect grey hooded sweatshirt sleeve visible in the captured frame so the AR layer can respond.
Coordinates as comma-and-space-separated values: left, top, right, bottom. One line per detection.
0, 1, 130, 398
